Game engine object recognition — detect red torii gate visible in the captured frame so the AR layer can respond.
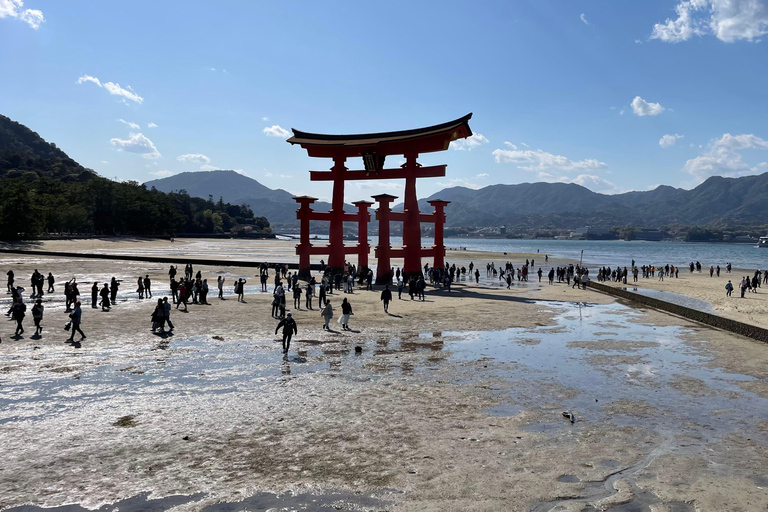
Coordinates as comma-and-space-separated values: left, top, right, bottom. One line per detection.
287, 114, 473, 282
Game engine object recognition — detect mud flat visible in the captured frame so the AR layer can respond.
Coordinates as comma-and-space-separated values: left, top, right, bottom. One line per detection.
1, 239, 768, 511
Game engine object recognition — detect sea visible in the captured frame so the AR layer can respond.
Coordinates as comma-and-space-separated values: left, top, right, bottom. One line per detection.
348, 236, 767, 270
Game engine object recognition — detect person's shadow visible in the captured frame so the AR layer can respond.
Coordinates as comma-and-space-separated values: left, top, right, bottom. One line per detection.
386, 312, 402, 318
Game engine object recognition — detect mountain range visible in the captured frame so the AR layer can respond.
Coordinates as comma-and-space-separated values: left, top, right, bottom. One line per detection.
146, 169, 768, 231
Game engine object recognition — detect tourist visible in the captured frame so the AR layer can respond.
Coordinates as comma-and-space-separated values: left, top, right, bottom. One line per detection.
100, 283, 111, 311
339, 297, 353, 330
137, 276, 144, 299
397, 276, 404, 299
260, 272, 268, 292
218, 276, 225, 299
144, 275, 152, 298
31, 299, 43, 336
271, 287, 281, 318
163, 297, 174, 332
12, 299, 26, 336
321, 300, 333, 330
740, 277, 748, 298
305, 282, 313, 310
237, 278, 246, 302
110, 277, 119, 304
318, 280, 327, 307
381, 284, 392, 312
366, 269, 373, 291
168, 265, 177, 283
151, 299, 165, 333
47, 272, 55, 293
293, 283, 302, 309
201, 279, 209, 304
725, 280, 733, 297
67, 301, 85, 342
176, 280, 188, 311
6, 269, 14, 293
275, 312, 297, 354
91, 282, 99, 309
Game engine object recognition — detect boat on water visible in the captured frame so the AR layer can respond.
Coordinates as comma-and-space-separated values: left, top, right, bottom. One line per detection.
759, 236, 768, 248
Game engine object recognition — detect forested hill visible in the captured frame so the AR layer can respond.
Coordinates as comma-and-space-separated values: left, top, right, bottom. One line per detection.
0, 114, 96, 181
419, 173, 768, 229
0, 115, 270, 239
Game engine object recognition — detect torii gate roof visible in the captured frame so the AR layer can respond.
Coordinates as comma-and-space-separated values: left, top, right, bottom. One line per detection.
287, 113, 473, 158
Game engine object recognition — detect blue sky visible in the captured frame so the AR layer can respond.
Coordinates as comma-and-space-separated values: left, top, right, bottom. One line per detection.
2, 0, 768, 202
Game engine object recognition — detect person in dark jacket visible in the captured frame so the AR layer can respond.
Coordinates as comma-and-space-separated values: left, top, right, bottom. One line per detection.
67, 301, 85, 342
275, 312, 297, 354
380, 285, 392, 313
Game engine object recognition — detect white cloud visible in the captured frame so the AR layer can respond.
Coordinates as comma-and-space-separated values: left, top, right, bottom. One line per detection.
0, 0, 44, 29
520, 142, 530, 148
147, 122, 158, 128
77, 75, 144, 104
119, 119, 140, 130
149, 170, 174, 178
619, 109, 626, 115
449, 133, 489, 150
110, 133, 161, 159
570, 174, 618, 194
199, 164, 220, 171
492, 142, 607, 172
651, 0, 768, 43
476, 173, 489, 178
580, 13, 589, 25
683, 133, 768, 181
263, 125, 290, 138
631, 96, 665, 116
659, 133, 684, 148
635, 39, 643, 44
261, 116, 269, 121
177, 153, 211, 164
437, 178, 481, 190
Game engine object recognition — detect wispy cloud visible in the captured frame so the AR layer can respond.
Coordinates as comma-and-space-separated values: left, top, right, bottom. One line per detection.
177, 153, 211, 164
119, 119, 140, 130
659, 134, 684, 148
580, 13, 589, 25
149, 170, 174, 178
147, 122, 158, 128
78, 75, 144, 104
450, 133, 489, 151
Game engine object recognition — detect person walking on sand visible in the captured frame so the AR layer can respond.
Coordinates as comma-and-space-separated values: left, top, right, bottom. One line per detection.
275, 312, 297, 354
144, 275, 152, 298
725, 280, 734, 297
12, 299, 26, 336
176, 280, 188, 311
321, 301, 333, 330
318, 280, 327, 308
47, 272, 55, 293
67, 301, 85, 342
91, 282, 99, 309
168, 265, 177, 283
339, 297, 353, 330
100, 283, 111, 311
163, 297, 174, 332
740, 277, 748, 298
218, 276, 225, 299
151, 299, 165, 333
237, 278, 246, 302
380, 285, 392, 313
137, 276, 144, 299
32, 298, 43, 336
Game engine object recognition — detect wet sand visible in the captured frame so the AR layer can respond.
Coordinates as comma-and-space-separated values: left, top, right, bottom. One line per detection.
1, 238, 768, 511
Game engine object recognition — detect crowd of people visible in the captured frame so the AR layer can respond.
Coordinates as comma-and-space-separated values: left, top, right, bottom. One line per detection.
4, 252, 766, 350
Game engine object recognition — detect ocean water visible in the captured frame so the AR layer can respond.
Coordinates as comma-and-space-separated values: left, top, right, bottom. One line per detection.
441, 238, 768, 270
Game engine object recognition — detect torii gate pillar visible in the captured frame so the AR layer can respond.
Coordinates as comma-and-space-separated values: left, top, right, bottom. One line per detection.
352, 200, 373, 271
294, 196, 317, 279
373, 194, 397, 284
428, 199, 450, 270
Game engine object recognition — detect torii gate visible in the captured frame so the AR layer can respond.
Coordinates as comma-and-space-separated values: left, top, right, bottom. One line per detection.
287, 114, 473, 283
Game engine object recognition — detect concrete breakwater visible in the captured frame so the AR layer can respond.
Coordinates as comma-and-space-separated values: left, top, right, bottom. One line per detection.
0, 248, 323, 271
588, 280, 768, 343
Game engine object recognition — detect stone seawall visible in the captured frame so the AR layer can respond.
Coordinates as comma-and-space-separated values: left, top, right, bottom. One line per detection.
587, 280, 768, 343
0, 249, 323, 271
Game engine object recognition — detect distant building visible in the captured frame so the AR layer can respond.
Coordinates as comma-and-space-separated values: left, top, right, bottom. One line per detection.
500, 225, 507, 235
635, 230, 663, 241
569, 227, 589, 239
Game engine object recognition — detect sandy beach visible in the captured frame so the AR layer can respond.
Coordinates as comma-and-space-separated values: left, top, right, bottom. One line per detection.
1, 238, 767, 511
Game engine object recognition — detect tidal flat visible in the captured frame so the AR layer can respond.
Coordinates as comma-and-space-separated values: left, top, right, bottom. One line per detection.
1, 239, 767, 511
